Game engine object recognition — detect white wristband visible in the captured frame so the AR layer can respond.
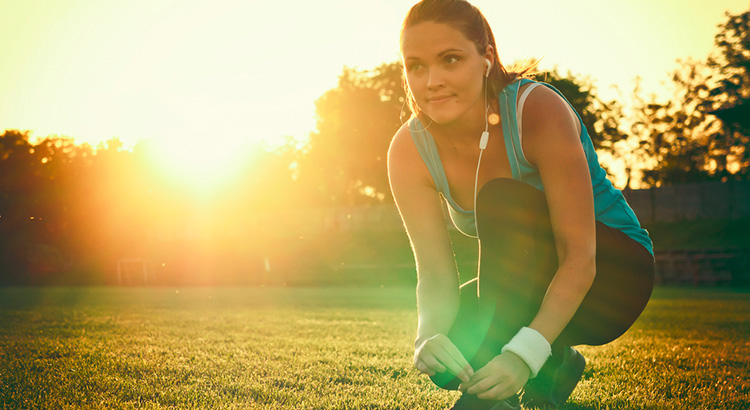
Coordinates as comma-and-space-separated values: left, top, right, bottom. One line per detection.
501, 327, 551, 378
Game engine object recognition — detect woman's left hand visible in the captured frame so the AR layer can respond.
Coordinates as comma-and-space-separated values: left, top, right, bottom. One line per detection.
458, 352, 531, 400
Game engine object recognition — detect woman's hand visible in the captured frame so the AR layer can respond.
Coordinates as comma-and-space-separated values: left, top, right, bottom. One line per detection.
414, 334, 474, 382
458, 351, 530, 400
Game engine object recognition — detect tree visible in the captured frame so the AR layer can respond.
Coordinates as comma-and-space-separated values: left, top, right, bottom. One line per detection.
631, 8, 750, 187
630, 60, 720, 186
0, 131, 94, 281
710, 10, 750, 106
299, 63, 626, 205
540, 69, 629, 154
297, 62, 406, 206
708, 9, 750, 176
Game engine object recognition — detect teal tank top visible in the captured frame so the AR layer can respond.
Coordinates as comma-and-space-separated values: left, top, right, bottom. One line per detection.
408, 78, 653, 256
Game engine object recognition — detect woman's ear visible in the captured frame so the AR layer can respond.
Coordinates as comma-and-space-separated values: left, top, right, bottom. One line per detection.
484, 45, 495, 67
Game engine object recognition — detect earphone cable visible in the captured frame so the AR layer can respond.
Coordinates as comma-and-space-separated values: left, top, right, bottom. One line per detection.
473, 74, 491, 238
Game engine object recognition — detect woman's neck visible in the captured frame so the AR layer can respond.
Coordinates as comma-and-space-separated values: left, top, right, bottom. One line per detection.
428, 101, 498, 151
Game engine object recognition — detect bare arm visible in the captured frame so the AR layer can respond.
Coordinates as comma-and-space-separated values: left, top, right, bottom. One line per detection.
522, 85, 597, 345
387, 125, 473, 381
461, 85, 597, 400
387, 125, 459, 341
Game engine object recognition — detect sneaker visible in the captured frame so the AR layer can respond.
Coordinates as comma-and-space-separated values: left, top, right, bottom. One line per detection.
450, 393, 520, 410
521, 346, 586, 408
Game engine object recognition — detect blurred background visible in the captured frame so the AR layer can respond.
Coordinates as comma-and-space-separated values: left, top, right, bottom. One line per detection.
1, 0, 749, 287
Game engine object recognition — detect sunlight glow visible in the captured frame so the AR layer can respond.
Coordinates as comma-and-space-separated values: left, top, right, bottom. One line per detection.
145, 136, 254, 196
1, 0, 748, 192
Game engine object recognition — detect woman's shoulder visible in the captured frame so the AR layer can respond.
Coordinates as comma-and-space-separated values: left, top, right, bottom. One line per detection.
388, 121, 415, 163
388, 120, 434, 187
388, 120, 421, 172
520, 82, 580, 136
520, 81, 569, 113
390, 117, 432, 164
518, 82, 583, 165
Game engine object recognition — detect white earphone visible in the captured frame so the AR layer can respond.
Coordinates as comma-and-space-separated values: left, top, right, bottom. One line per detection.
479, 58, 492, 148
473, 57, 493, 237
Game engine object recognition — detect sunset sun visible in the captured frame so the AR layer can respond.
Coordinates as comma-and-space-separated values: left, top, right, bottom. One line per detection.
143, 134, 257, 195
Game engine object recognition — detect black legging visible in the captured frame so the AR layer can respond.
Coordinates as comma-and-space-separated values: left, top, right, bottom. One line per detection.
431, 178, 655, 389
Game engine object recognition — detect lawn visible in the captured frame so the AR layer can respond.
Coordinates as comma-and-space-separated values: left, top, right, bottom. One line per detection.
0, 286, 748, 409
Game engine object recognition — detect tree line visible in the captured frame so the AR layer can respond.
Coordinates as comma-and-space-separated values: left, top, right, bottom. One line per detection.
1, 9, 747, 285
302, 9, 749, 204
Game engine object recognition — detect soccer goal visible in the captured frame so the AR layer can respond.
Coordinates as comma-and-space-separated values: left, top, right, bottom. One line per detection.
116, 257, 153, 285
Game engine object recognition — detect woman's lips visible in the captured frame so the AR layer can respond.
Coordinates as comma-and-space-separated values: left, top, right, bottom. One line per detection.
428, 95, 454, 104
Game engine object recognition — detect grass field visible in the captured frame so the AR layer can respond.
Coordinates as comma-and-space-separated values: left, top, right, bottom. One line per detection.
1, 286, 748, 409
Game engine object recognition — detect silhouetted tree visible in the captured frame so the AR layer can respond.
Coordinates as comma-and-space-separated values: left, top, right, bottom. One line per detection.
708, 9, 750, 174
0, 131, 94, 281
297, 62, 405, 206
710, 10, 750, 106
631, 61, 718, 186
299, 63, 625, 205
632, 8, 750, 186
541, 69, 629, 153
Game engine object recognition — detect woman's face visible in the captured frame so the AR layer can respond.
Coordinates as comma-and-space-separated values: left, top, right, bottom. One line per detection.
401, 21, 488, 126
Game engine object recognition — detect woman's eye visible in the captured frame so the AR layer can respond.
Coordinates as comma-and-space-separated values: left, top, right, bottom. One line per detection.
445, 55, 460, 64
407, 63, 423, 72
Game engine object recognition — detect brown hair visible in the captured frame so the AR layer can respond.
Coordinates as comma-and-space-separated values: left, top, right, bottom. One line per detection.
400, 0, 538, 117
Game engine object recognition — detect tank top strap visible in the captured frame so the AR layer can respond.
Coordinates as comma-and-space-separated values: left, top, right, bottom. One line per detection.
517, 82, 543, 140
407, 117, 448, 193
499, 78, 538, 182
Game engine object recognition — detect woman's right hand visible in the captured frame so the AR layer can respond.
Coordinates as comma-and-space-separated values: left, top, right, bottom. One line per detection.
414, 334, 474, 382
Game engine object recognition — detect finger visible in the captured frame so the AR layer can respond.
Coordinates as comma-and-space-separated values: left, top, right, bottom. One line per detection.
476, 384, 509, 401
415, 359, 436, 376
420, 355, 447, 374
441, 342, 474, 378
419, 340, 464, 380
432, 347, 471, 382
467, 375, 498, 395
437, 337, 471, 369
429, 339, 474, 381
461, 367, 491, 392
457, 365, 473, 384
421, 336, 472, 381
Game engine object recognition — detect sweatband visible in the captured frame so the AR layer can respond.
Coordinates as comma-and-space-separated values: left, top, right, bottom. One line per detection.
501, 327, 551, 378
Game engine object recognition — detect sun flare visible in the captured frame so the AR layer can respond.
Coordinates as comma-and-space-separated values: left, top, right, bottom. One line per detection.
144, 136, 254, 196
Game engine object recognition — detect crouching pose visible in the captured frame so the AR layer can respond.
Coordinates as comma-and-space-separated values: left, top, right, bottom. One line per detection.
387, 1, 655, 408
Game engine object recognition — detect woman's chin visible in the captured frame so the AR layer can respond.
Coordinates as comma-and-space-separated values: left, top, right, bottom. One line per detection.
423, 111, 458, 126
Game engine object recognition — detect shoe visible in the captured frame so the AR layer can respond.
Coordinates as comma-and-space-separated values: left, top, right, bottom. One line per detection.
450, 393, 520, 410
521, 346, 586, 408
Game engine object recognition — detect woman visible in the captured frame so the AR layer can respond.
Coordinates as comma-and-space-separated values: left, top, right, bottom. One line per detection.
387, 1, 655, 409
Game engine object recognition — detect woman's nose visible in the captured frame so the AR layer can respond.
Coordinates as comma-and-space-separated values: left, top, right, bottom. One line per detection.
426, 68, 445, 89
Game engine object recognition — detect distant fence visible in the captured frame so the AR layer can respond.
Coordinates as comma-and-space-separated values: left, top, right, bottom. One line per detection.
624, 181, 750, 223
246, 181, 750, 288
654, 248, 750, 286
295, 181, 750, 234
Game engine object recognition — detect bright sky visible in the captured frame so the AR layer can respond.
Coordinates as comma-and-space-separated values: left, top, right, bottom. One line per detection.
1, 0, 747, 176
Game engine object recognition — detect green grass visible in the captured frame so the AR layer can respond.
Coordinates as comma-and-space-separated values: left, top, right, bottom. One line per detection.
1, 286, 748, 409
